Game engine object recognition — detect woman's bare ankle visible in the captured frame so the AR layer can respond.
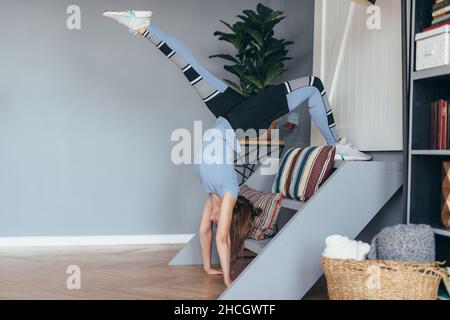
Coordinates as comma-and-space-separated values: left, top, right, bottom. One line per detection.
137, 27, 147, 35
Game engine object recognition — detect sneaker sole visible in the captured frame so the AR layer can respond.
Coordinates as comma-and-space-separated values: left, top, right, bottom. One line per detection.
337, 158, 373, 161
335, 155, 372, 161
103, 10, 153, 18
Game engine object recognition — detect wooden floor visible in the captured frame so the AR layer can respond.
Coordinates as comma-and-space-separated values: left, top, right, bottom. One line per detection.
0, 245, 252, 300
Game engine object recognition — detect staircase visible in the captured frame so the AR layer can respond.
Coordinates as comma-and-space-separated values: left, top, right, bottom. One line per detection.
170, 160, 403, 300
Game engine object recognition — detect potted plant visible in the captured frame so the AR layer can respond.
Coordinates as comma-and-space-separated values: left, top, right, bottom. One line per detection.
210, 3, 293, 139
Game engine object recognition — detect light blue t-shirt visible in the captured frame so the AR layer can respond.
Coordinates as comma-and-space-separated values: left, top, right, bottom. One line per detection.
195, 117, 240, 199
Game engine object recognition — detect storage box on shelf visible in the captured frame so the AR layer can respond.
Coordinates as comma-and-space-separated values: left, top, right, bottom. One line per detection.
416, 25, 450, 71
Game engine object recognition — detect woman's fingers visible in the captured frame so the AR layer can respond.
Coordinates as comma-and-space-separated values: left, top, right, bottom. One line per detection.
206, 268, 223, 275
224, 278, 233, 287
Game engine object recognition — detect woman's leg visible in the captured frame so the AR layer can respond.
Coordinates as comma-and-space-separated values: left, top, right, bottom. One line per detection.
284, 76, 342, 145
103, 11, 244, 117
140, 26, 245, 117
222, 75, 372, 160
283, 76, 371, 160
143, 26, 227, 94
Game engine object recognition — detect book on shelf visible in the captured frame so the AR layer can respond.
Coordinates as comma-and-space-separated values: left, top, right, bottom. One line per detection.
428, 0, 450, 30
433, 13, 450, 25
430, 100, 450, 150
423, 20, 450, 32
433, 0, 450, 11
439, 99, 448, 150
431, 101, 438, 149
433, 6, 450, 18
433, 0, 450, 15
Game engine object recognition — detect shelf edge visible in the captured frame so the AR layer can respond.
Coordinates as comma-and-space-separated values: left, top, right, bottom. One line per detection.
412, 66, 450, 81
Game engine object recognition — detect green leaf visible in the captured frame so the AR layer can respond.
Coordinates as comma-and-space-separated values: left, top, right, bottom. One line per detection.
209, 54, 239, 64
263, 64, 286, 87
237, 14, 255, 26
224, 64, 246, 78
265, 10, 285, 22
224, 79, 243, 95
243, 9, 259, 21
283, 40, 294, 47
240, 25, 264, 47
240, 74, 264, 90
213, 32, 245, 51
219, 20, 234, 32
256, 3, 274, 19
264, 17, 285, 32
263, 45, 283, 58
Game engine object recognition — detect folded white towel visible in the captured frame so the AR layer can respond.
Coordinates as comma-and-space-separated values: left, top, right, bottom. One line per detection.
322, 235, 370, 261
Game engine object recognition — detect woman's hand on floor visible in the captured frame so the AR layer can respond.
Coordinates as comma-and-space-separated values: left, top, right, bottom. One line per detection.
204, 268, 223, 275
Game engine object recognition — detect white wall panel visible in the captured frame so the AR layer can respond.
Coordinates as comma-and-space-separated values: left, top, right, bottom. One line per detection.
312, 0, 403, 151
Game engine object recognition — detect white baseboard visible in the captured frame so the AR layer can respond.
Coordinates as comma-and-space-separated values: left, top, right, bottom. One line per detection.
0, 234, 195, 248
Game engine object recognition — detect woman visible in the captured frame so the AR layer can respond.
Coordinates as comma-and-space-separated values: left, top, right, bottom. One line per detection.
103, 10, 371, 287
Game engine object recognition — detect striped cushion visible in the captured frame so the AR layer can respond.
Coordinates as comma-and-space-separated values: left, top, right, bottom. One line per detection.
272, 146, 335, 202
239, 186, 283, 240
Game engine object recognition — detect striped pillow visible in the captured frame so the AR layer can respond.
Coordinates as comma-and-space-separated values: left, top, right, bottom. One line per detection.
239, 186, 283, 240
272, 146, 335, 202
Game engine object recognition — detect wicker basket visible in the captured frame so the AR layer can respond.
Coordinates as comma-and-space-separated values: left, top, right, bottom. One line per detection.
321, 257, 445, 300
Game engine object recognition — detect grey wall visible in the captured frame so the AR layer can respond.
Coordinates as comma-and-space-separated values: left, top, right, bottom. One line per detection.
0, 0, 402, 238
0, 0, 315, 236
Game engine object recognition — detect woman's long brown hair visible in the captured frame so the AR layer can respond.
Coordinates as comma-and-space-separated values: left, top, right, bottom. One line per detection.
230, 196, 261, 261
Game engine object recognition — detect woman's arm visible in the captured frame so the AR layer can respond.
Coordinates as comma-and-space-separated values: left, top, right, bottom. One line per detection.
199, 198, 221, 274
216, 193, 237, 287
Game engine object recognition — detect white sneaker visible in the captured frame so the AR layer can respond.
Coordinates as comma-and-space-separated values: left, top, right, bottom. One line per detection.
335, 139, 372, 161
103, 10, 152, 33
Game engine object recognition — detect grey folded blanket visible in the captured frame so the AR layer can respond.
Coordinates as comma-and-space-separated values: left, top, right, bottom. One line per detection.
367, 224, 435, 263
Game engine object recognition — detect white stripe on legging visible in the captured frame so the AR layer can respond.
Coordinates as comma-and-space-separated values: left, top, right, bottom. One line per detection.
203, 90, 221, 102
191, 76, 202, 85
182, 64, 192, 72
284, 82, 292, 93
